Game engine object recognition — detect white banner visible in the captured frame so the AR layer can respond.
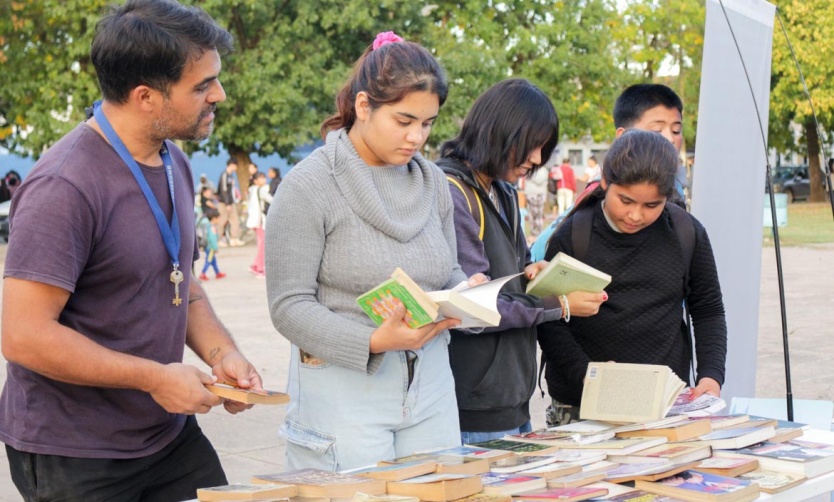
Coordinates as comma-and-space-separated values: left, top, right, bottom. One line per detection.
692, 0, 776, 404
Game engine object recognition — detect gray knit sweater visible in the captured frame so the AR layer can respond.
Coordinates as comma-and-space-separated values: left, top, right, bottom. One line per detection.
265, 129, 467, 375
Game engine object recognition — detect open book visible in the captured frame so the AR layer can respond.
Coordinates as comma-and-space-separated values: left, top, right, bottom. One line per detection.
357, 267, 520, 329
526, 252, 611, 297
579, 362, 686, 423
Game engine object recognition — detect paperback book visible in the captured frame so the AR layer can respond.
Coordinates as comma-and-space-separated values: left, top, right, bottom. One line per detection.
467, 439, 560, 456
490, 455, 561, 474
204, 383, 290, 405
380, 453, 491, 475
615, 420, 712, 443
386, 473, 483, 502
667, 392, 726, 418
725, 440, 834, 478
357, 267, 519, 329
196, 483, 297, 501
683, 426, 775, 450
579, 363, 686, 423
736, 469, 806, 494
511, 486, 609, 502
634, 471, 759, 502
480, 473, 548, 495
693, 457, 759, 478
251, 469, 386, 498
525, 252, 611, 297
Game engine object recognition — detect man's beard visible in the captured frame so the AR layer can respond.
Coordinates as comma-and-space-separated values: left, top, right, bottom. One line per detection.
153, 105, 216, 142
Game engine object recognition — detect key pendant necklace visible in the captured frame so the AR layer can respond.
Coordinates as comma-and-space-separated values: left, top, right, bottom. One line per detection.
93, 101, 183, 306
170, 264, 184, 306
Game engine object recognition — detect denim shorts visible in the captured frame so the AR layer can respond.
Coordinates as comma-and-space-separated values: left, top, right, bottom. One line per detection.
281, 332, 460, 471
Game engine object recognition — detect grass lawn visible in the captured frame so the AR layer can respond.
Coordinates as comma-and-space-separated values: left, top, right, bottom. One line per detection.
763, 202, 834, 246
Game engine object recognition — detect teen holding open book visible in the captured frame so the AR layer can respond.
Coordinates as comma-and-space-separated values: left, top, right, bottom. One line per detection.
437, 79, 606, 443
265, 33, 485, 471
538, 130, 727, 424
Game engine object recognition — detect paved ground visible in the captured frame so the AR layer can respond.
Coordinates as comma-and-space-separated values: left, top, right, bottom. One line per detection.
0, 238, 831, 500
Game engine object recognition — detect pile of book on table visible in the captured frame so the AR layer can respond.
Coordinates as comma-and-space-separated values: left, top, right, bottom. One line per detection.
190, 363, 834, 502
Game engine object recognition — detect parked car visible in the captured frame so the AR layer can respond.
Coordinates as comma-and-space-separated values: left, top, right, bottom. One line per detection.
769, 165, 810, 203
0, 200, 10, 242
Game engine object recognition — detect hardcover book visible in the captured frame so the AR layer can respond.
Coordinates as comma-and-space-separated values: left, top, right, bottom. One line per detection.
634, 471, 759, 502
386, 473, 483, 502
579, 363, 686, 423
204, 383, 290, 405
196, 483, 297, 501
251, 469, 386, 498
525, 252, 611, 297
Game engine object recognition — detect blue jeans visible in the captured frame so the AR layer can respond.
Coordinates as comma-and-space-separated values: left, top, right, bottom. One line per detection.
281, 332, 460, 471
460, 420, 533, 444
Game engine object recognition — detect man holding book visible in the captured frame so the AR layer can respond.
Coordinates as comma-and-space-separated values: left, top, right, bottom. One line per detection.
0, 1, 262, 499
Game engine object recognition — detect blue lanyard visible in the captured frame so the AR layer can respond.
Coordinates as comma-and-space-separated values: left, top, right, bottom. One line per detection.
93, 101, 181, 270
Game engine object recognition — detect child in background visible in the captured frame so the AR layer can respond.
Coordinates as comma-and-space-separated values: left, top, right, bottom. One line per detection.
199, 209, 226, 281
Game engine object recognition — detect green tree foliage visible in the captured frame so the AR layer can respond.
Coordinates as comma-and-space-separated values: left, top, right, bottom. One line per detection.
0, 0, 104, 156
770, 0, 834, 202
616, 0, 705, 151
195, 0, 435, 178
424, 0, 627, 148
0, 0, 708, 174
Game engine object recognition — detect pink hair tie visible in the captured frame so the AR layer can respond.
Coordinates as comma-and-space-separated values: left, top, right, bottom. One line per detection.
373, 31, 404, 50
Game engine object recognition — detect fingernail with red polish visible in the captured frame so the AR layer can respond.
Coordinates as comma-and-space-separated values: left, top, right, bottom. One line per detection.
602, 293, 609, 301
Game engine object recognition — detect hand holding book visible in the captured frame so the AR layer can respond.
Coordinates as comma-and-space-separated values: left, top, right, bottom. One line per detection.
523, 263, 604, 319
369, 300, 461, 353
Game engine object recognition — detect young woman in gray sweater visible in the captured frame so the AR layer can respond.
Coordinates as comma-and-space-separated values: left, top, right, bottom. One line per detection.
265, 32, 480, 471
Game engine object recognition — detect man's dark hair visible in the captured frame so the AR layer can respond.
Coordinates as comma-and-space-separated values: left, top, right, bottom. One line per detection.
205, 209, 220, 220
226, 158, 237, 166
613, 84, 683, 129
91, 0, 233, 103
441, 79, 559, 179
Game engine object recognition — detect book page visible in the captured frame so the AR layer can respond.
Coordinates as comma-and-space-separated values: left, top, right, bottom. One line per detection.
456, 273, 522, 305
580, 363, 671, 423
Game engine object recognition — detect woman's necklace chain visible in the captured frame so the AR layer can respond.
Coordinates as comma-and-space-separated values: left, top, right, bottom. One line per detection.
475, 172, 499, 208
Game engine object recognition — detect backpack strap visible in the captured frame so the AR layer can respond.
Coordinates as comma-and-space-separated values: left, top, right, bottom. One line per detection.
446, 174, 485, 241
666, 203, 696, 298
570, 205, 595, 262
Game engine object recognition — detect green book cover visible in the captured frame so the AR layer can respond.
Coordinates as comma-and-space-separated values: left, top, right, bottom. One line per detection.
357, 278, 436, 329
526, 252, 611, 297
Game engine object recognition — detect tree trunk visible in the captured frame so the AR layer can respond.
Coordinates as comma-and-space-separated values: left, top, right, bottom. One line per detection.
805, 119, 825, 202
227, 145, 253, 192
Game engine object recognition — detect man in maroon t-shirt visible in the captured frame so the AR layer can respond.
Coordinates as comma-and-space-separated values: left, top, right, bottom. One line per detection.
556, 158, 577, 216
0, 1, 263, 499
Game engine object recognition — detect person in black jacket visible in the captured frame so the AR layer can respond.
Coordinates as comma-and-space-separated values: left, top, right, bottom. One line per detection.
539, 130, 727, 426
438, 79, 606, 443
